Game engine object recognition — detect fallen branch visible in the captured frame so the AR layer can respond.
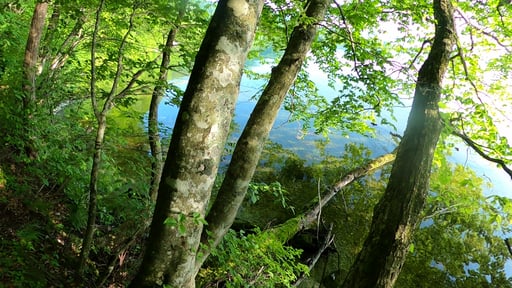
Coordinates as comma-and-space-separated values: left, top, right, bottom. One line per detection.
300, 148, 398, 232
266, 148, 397, 244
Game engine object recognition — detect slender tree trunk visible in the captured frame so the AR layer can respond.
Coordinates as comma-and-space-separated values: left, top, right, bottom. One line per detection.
196, 0, 329, 270
78, 113, 106, 274
78, 0, 137, 276
22, 1, 48, 108
148, 0, 188, 202
77, 0, 105, 276
341, 1, 456, 287
129, 1, 264, 287
40, 1, 87, 78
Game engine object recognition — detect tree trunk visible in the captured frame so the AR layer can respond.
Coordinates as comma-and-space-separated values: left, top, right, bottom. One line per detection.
341, 1, 456, 287
78, 0, 137, 276
77, 113, 106, 275
22, 1, 48, 107
21, 1, 48, 159
196, 0, 329, 270
77, 0, 105, 276
40, 0, 60, 72
129, 1, 264, 287
148, 0, 188, 202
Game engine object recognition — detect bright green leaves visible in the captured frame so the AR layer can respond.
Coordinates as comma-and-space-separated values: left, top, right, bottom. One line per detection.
198, 228, 308, 287
248, 181, 290, 209
164, 213, 188, 235
437, 1, 512, 170
164, 212, 207, 235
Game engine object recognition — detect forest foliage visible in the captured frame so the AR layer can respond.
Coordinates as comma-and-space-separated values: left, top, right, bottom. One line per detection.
0, 0, 511, 287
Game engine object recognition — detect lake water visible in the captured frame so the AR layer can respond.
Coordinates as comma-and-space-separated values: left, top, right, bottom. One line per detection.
159, 63, 511, 199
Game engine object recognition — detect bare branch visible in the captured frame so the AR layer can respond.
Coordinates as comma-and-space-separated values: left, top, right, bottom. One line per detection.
423, 203, 463, 220
451, 129, 512, 180
301, 148, 397, 231
408, 39, 432, 71
293, 223, 335, 287
454, 35, 486, 105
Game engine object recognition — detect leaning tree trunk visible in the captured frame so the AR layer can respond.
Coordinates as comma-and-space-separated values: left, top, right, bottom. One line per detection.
129, 1, 264, 287
196, 0, 330, 270
341, 0, 456, 287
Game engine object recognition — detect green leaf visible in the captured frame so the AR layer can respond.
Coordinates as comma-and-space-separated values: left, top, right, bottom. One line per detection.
164, 217, 177, 227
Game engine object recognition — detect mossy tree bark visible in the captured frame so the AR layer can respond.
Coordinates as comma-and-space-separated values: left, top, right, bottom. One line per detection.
196, 0, 330, 271
341, 1, 456, 287
129, 1, 264, 287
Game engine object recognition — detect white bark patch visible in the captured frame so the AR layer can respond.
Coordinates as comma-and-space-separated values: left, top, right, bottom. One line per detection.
175, 179, 189, 197
227, 0, 249, 17
215, 36, 241, 87
192, 113, 209, 129
205, 122, 220, 143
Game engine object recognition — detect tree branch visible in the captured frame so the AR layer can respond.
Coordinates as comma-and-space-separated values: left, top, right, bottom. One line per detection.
451, 129, 512, 180
505, 238, 512, 257
293, 223, 335, 287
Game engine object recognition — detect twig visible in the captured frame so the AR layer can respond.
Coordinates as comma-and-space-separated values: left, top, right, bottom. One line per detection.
316, 178, 322, 240
454, 35, 485, 105
96, 224, 147, 287
423, 203, 463, 220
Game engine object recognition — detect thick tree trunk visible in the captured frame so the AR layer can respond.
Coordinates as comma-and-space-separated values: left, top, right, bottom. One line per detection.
341, 1, 456, 287
22, 1, 48, 107
196, 0, 329, 270
148, 0, 188, 202
129, 1, 264, 287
